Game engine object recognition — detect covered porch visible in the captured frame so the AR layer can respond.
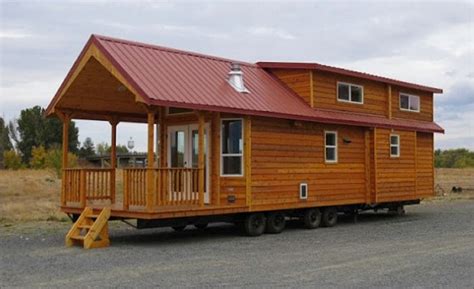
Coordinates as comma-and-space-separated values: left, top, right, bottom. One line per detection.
59, 108, 229, 217
46, 35, 253, 218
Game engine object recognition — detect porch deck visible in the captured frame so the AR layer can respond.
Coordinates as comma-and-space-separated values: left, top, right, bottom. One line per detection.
61, 167, 246, 219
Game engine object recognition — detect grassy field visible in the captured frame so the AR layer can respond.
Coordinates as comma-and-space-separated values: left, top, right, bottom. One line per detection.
1, 168, 473, 223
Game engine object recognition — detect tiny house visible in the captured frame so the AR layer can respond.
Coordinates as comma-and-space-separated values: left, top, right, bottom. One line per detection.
46, 35, 444, 248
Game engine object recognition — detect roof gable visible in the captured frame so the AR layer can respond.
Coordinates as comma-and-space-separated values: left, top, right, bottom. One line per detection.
46, 34, 444, 133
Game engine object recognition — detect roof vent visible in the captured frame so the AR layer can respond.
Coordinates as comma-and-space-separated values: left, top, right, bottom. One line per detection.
228, 63, 249, 93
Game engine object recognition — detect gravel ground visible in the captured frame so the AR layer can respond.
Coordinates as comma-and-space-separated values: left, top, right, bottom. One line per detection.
1, 200, 474, 289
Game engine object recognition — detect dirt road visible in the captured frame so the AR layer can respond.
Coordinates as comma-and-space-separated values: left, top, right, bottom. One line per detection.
1, 200, 474, 288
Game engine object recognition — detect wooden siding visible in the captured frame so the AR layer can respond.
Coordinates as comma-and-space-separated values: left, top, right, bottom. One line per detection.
416, 132, 434, 198
391, 86, 433, 122
374, 129, 416, 202
250, 116, 367, 211
312, 71, 388, 116
272, 69, 312, 105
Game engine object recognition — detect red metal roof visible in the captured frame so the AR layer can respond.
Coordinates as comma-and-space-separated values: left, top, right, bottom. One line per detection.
46, 34, 444, 133
257, 62, 443, 94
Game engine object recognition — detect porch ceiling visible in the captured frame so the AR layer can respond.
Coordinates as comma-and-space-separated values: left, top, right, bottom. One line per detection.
56, 57, 149, 123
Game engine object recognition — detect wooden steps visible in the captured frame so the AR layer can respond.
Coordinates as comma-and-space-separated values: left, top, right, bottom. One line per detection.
65, 207, 111, 249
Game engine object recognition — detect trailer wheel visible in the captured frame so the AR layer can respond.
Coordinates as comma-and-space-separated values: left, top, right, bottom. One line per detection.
389, 205, 405, 216
243, 213, 266, 236
321, 207, 338, 227
172, 225, 186, 232
194, 223, 208, 230
265, 212, 286, 234
302, 208, 321, 229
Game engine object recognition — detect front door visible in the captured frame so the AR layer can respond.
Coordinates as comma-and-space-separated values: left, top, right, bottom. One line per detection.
168, 124, 210, 203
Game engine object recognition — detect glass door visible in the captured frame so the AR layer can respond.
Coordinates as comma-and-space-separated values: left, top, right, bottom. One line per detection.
168, 124, 210, 204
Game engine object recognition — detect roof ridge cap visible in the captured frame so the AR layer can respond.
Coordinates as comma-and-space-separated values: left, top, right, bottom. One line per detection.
92, 34, 257, 67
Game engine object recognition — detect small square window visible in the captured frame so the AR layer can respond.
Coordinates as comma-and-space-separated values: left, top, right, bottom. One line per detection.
400, 93, 420, 112
337, 82, 363, 104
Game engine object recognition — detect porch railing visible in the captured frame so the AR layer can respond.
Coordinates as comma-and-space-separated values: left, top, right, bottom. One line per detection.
63, 167, 203, 211
123, 167, 202, 210
62, 168, 115, 207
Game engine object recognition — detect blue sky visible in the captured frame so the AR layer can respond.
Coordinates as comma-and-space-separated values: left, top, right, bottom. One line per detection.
1, 0, 473, 151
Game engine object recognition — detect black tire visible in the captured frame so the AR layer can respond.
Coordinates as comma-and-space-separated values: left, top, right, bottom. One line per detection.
321, 207, 338, 227
265, 212, 286, 234
243, 213, 266, 236
194, 223, 208, 230
302, 208, 321, 229
172, 225, 186, 232
389, 205, 405, 216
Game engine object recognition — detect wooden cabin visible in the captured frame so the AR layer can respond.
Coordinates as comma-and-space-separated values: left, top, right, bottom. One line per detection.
46, 35, 444, 248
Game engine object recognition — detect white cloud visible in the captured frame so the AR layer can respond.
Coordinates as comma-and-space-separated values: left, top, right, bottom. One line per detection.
248, 26, 296, 40
0, 30, 31, 39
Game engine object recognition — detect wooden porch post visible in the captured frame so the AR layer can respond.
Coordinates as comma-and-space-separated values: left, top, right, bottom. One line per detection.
146, 110, 155, 211
61, 113, 70, 206
109, 119, 118, 204
198, 111, 205, 207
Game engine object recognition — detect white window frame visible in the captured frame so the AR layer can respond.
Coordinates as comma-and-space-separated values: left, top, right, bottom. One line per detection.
399, 93, 420, 113
390, 134, 400, 158
324, 131, 338, 163
299, 183, 308, 200
220, 118, 244, 177
337, 82, 364, 104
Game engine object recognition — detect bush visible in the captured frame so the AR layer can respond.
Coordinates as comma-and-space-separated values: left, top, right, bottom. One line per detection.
30, 145, 47, 169
3, 150, 23, 170
45, 148, 78, 177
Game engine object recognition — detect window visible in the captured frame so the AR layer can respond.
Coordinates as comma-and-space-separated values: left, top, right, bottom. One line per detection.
167, 107, 193, 115
337, 82, 364, 104
390, 134, 400, 157
300, 183, 308, 200
399, 93, 420, 112
221, 119, 243, 176
325, 131, 338, 163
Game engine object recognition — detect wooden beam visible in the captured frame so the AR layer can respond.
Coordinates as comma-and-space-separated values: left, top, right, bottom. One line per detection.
373, 128, 378, 203
198, 111, 205, 207
62, 114, 70, 169
146, 110, 155, 211
414, 131, 418, 199
387, 85, 392, 119
364, 129, 371, 204
109, 120, 118, 204
245, 116, 252, 208
309, 70, 314, 108
212, 112, 221, 206
61, 113, 70, 206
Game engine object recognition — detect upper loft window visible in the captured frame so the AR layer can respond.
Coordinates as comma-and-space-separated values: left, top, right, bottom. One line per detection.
337, 82, 364, 104
167, 107, 193, 115
399, 93, 420, 112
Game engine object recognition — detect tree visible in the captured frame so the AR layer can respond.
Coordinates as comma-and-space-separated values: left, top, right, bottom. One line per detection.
96, 142, 111, 156
435, 149, 474, 168
110, 144, 129, 154
78, 137, 96, 158
13, 106, 79, 164
0, 117, 13, 168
